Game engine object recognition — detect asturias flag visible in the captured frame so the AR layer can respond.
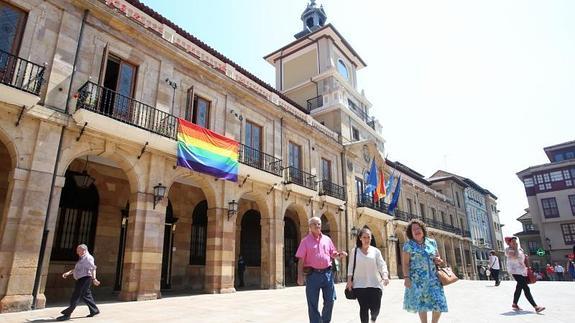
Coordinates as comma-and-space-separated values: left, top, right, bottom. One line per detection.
176, 118, 239, 182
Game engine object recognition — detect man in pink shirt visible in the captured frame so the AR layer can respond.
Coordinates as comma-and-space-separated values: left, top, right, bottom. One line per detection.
296, 216, 347, 323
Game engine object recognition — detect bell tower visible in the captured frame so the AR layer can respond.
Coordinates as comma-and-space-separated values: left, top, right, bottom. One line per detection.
294, 0, 327, 39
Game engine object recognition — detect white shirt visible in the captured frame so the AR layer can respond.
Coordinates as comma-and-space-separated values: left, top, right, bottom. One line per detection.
505, 247, 527, 276
347, 246, 389, 290
555, 265, 564, 273
488, 255, 500, 270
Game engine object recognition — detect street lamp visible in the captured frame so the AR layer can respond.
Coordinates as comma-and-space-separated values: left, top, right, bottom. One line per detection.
228, 200, 238, 220
350, 226, 359, 239
73, 156, 95, 189
153, 183, 166, 209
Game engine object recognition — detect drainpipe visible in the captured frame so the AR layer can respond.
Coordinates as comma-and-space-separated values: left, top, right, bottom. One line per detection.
32, 9, 89, 308
340, 149, 349, 269
65, 10, 89, 114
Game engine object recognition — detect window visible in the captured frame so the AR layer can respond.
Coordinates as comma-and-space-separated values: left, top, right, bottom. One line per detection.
406, 198, 413, 214
569, 195, 575, 216
190, 201, 207, 265
102, 54, 137, 118
420, 203, 426, 218
524, 223, 535, 231
456, 192, 461, 208
567, 152, 575, 159
337, 59, 349, 80
555, 153, 564, 162
441, 211, 445, 223
561, 223, 575, 245
431, 208, 437, 222
288, 142, 301, 169
523, 177, 534, 188
321, 158, 331, 181
51, 171, 99, 261
192, 96, 210, 128
541, 197, 559, 218
550, 171, 563, 182
244, 121, 262, 167
0, 2, 27, 55
355, 177, 364, 201
352, 127, 360, 141
449, 214, 454, 226
527, 241, 538, 253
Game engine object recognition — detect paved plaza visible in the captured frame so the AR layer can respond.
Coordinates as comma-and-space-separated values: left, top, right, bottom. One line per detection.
1, 280, 573, 323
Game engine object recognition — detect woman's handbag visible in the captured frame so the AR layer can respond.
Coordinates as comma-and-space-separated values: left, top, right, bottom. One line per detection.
526, 267, 537, 284
436, 265, 459, 286
344, 248, 357, 300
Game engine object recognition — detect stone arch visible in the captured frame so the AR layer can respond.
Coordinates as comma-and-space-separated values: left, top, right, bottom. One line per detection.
283, 202, 309, 238
165, 167, 219, 211
319, 211, 339, 247
0, 126, 18, 169
58, 141, 142, 195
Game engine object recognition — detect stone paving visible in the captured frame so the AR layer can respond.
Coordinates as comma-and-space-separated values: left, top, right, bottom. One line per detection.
1, 280, 573, 323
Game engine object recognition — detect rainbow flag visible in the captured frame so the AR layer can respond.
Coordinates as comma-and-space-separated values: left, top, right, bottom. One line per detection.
176, 118, 239, 182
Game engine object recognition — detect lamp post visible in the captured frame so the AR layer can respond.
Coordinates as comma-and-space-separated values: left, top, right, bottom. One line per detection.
165, 78, 177, 111
73, 156, 95, 189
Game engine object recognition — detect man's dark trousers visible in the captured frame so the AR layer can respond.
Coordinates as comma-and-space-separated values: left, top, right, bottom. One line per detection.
61, 276, 99, 316
491, 269, 500, 285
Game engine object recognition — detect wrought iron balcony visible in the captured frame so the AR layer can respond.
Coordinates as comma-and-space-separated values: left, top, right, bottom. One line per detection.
319, 179, 345, 201
285, 166, 317, 191
0, 49, 45, 95
238, 144, 282, 177
77, 81, 178, 139
357, 193, 389, 214
307, 95, 323, 112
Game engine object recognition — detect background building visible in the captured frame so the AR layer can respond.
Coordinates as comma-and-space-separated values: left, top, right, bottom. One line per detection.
517, 140, 575, 265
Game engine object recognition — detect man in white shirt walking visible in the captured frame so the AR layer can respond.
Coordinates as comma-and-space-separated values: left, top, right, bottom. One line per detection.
554, 263, 565, 281
488, 250, 501, 286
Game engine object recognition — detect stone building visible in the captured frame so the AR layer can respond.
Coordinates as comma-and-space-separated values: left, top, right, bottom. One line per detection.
517, 140, 575, 265
0, 0, 489, 313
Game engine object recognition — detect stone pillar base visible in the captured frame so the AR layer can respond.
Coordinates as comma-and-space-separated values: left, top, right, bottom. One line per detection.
205, 287, 236, 294
118, 291, 159, 302
34, 293, 46, 309
0, 294, 32, 313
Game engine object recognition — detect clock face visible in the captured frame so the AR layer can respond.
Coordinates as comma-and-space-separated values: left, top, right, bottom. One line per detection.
363, 145, 370, 163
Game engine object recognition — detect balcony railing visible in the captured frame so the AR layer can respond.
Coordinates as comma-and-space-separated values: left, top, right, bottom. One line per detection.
357, 193, 467, 236
357, 193, 389, 214
307, 95, 323, 112
0, 49, 45, 95
285, 166, 317, 191
238, 144, 282, 177
319, 179, 345, 201
77, 81, 178, 139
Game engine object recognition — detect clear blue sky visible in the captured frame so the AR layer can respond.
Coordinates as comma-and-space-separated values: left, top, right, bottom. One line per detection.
141, 0, 575, 237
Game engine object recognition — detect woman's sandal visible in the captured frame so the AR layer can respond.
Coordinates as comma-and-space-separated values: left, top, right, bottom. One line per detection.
512, 304, 522, 311
535, 306, 546, 313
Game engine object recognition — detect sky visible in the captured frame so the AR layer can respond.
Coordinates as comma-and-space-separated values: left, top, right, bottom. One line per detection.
140, 0, 575, 237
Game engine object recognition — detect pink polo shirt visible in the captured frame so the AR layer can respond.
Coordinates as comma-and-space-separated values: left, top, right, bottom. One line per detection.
295, 233, 336, 269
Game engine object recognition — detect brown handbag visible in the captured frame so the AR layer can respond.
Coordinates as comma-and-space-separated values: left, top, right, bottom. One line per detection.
436, 265, 459, 286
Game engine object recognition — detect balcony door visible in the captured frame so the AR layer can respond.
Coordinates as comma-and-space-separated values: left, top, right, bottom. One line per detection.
101, 54, 137, 119
245, 121, 262, 168
0, 2, 27, 80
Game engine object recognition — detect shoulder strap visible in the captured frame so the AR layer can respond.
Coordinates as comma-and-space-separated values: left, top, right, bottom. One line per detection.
351, 247, 358, 281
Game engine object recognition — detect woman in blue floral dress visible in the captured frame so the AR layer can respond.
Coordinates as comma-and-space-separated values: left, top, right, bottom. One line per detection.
402, 219, 448, 323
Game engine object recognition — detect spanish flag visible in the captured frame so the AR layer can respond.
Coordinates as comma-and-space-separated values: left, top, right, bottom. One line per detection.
373, 170, 386, 202
176, 118, 239, 182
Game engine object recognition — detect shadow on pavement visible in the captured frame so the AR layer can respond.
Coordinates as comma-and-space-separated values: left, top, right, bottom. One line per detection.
500, 310, 538, 316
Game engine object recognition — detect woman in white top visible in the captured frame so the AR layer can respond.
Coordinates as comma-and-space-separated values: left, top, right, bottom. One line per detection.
346, 227, 389, 323
504, 236, 545, 313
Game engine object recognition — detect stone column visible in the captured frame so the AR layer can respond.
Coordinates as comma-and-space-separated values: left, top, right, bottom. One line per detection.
449, 238, 457, 269
0, 167, 55, 312
119, 191, 165, 301
261, 217, 283, 289
458, 240, 469, 279
204, 207, 235, 293
468, 244, 477, 280
35, 175, 66, 309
